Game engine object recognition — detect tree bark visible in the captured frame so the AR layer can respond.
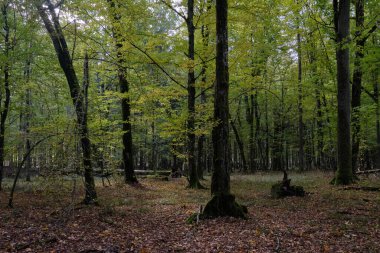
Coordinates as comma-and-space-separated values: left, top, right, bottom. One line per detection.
245, 94, 256, 172
351, 0, 364, 172
24, 45, 32, 182
186, 0, 202, 188
333, 0, 353, 184
202, 0, 247, 219
211, 0, 230, 195
373, 43, 380, 169
196, 1, 212, 180
297, 18, 305, 171
36, 1, 97, 203
107, 0, 138, 184
230, 119, 247, 171
0, 2, 11, 191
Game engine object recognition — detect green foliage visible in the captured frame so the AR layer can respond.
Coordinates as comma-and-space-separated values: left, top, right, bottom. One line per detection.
0, 0, 378, 179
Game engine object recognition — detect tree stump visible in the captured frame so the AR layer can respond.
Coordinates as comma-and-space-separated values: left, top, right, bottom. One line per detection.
271, 171, 305, 198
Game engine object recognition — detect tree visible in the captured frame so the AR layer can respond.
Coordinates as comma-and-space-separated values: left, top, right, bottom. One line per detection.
202, 0, 247, 219
185, 0, 203, 188
333, 0, 353, 185
159, 0, 203, 188
0, 1, 11, 191
107, 0, 138, 184
35, 0, 97, 203
351, 0, 378, 172
296, 0, 305, 171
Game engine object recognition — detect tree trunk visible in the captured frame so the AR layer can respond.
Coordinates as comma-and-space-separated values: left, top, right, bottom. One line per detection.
151, 120, 156, 172
297, 22, 305, 171
196, 1, 211, 180
202, 0, 247, 219
351, 0, 365, 172
211, 0, 230, 195
246, 94, 256, 172
24, 46, 32, 182
265, 91, 270, 170
36, 1, 97, 203
186, 0, 202, 188
333, 0, 353, 184
373, 47, 380, 169
230, 119, 247, 171
107, 0, 138, 184
0, 2, 11, 191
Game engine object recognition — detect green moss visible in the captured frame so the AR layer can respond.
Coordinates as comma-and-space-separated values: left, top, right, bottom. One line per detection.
186, 213, 198, 224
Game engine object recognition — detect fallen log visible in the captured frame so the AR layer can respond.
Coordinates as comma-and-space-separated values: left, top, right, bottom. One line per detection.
356, 169, 380, 174
341, 186, 380, 192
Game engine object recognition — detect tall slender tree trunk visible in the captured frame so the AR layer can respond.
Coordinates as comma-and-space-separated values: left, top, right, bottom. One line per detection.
230, 118, 247, 171
245, 95, 255, 171
351, 0, 365, 172
186, 0, 202, 188
264, 91, 270, 170
375, 75, 380, 169
36, 1, 97, 203
24, 45, 32, 182
297, 24, 305, 171
107, 0, 138, 184
151, 120, 156, 172
372, 39, 380, 169
202, 0, 246, 219
197, 1, 212, 180
333, 0, 353, 184
0, 2, 11, 191
254, 91, 263, 169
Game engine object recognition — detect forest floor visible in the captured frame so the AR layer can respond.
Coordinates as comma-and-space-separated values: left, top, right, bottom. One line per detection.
0, 171, 379, 253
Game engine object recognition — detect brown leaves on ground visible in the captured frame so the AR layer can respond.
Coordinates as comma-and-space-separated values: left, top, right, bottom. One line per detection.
0, 172, 379, 253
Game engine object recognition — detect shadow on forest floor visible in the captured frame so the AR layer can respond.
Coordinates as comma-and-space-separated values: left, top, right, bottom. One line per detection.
0, 171, 379, 252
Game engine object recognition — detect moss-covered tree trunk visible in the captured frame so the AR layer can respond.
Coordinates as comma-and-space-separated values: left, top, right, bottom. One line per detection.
202, 0, 247, 219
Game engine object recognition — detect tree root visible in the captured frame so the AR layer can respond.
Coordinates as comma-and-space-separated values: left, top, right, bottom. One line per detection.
201, 193, 247, 219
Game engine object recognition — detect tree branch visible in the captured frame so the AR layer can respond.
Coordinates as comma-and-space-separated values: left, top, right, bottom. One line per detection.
361, 86, 377, 102
159, 0, 187, 21
8, 134, 56, 208
128, 40, 186, 89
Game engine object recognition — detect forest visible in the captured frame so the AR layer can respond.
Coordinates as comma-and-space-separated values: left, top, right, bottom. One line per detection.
0, 0, 379, 252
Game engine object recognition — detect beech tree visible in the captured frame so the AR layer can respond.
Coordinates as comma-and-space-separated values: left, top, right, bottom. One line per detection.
333, 0, 353, 185
0, 1, 11, 191
107, 0, 138, 184
35, 0, 97, 203
202, 0, 247, 219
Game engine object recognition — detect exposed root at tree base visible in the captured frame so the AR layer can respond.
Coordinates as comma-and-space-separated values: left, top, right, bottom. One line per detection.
331, 177, 356, 185
187, 181, 207, 190
200, 193, 248, 219
81, 198, 99, 206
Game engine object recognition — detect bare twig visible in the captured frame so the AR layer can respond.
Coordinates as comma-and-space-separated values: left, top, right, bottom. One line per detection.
8, 134, 56, 208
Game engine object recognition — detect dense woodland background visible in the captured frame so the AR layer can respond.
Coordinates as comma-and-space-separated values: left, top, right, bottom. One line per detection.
0, 0, 380, 252
0, 0, 379, 193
